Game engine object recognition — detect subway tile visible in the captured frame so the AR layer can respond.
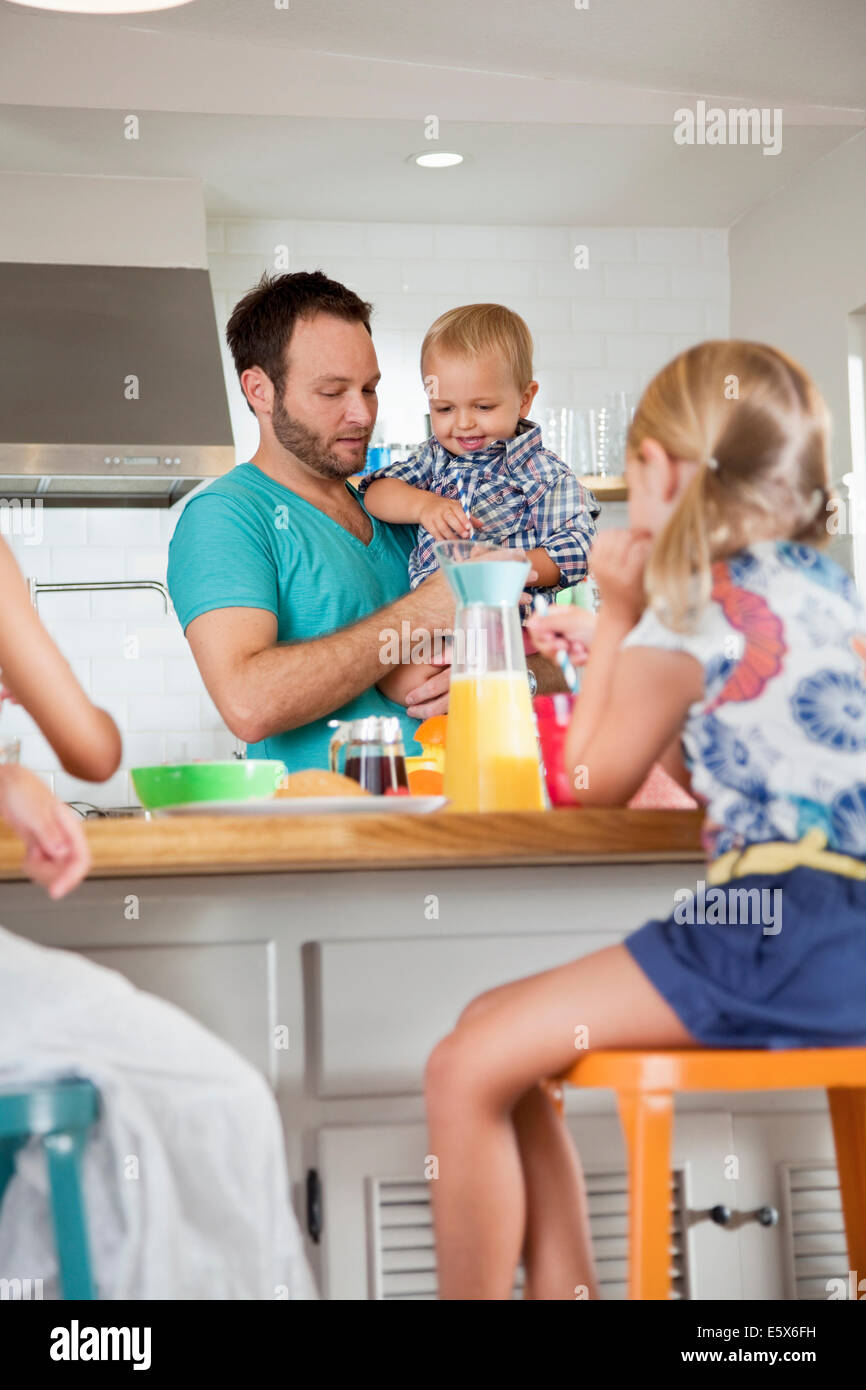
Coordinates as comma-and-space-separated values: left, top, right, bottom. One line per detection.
534, 369, 578, 409
704, 303, 730, 337
87, 509, 160, 549
571, 369, 644, 406
670, 265, 729, 300
370, 292, 439, 331
164, 731, 238, 762
572, 300, 635, 332
50, 548, 127, 583
366, 224, 435, 259
125, 549, 168, 583
605, 333, 672, 369
637, 300, 705, 333
509, 298, 571, 331
499, 227, 572, 261
534, 331, 605, 371
464, 262, 537, 298
32, 509, 87, 547
224, 220, 292, 255
603, 263, 669, 299
91, 589, 172, 621
165, 656, 207, 695
18, 730, 61, 771
91, 657, 165, 695
199, 692, 231, 732
432, 226, 502, 260
129, 624, 189, 659
571, 228, 636, 262
127, 694, 199, 732
55, 769, 131, 808
122, 733, 166, 770
537, 263, 605, 298
5, 544, 51, 583
670, 331, 706, 355
35, 591, 91, 623
320, 256, 405, 294
398, 260, 469, 294
49, 621, 128, 657
293, 222, 367, 257
636, 228, 701, 263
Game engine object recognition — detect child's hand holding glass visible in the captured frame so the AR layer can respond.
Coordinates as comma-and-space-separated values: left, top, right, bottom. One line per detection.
418, 493, 481, 541
526, 604, 596, 667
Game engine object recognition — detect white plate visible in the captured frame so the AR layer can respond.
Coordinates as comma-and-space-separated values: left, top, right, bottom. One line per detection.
154, 795, 448, 817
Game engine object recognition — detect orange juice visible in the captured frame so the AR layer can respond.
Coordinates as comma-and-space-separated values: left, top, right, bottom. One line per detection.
444, 671, 545, 812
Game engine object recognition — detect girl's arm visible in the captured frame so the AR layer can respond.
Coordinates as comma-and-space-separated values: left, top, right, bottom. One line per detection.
0, 541, 122, 782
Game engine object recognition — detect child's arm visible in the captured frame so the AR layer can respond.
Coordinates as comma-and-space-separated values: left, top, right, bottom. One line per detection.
561, 530, 703, 803
0, 539, 122, 782
364, 478, 475, 541
525, 546, 562, 587
0, 764, 91, 898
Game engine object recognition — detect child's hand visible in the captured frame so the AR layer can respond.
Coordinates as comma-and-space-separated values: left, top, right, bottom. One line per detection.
0, 765, 90, 898
526, 606, 597, 666
418, 495, 480, 541
589, 529, 653, 626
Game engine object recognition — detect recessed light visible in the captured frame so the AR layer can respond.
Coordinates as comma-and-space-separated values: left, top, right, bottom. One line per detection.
414, 152, 464, 169
6, 0, 194, 11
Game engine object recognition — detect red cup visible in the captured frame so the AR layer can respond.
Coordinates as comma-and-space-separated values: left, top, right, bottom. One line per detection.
533, 693, 579, 806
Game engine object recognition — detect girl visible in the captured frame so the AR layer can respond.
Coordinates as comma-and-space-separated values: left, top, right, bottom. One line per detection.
0, 537, 316, 1298
424, 340, 866, 1300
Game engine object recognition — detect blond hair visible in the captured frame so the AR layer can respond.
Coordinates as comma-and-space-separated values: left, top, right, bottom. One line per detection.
630, 340, 831, 631
420, 304, 534, 392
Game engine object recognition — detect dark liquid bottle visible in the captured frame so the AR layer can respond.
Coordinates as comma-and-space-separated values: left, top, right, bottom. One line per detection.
344, 748, 409, 795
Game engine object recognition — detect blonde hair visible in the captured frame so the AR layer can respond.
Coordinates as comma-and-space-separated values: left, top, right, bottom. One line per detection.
630, 340, 831, 631
420, 303, 534, 392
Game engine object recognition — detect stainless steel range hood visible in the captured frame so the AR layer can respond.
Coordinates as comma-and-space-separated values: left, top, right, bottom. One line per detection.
0, 262, 235, 506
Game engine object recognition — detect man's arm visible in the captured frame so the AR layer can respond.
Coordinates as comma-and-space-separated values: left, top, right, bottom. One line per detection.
185, 571, 455, 745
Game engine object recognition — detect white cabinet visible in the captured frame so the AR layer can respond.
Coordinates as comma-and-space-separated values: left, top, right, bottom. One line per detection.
316, 1111, 743, 1300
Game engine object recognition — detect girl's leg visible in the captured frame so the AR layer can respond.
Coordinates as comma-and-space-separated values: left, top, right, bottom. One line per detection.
425, 943, 697, 1300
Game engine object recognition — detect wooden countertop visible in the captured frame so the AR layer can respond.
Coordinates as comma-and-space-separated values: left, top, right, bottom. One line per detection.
0, 808, 704, 881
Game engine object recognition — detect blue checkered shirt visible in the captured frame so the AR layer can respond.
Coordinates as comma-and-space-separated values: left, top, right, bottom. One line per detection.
358, 419, 600, 600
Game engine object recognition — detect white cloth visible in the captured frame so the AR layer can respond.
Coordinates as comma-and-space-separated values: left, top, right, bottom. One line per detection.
0, 926, 318, 1300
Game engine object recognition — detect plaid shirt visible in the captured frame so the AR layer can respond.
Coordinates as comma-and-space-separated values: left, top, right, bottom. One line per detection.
358, 419, 600, 600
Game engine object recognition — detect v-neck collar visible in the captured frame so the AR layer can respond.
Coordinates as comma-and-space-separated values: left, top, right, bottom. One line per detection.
242, 463, 381, 552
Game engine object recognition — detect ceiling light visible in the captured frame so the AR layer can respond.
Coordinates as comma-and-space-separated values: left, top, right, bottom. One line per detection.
6, 0, 194, 12
414, 152, 464, 169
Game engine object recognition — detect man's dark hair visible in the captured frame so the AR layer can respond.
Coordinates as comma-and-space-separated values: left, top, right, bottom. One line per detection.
226, 270, 373, 412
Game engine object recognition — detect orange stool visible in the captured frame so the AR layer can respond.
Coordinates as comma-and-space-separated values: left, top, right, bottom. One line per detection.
544, 1048, 866, 1300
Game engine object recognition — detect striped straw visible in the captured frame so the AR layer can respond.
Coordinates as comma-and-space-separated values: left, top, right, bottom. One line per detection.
532, 593, 579, 693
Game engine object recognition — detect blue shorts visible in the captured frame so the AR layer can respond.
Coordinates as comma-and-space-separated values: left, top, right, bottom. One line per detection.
624, 866, 866, 1049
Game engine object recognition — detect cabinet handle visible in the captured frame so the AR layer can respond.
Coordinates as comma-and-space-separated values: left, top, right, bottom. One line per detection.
306, 1168, 322, 1244
697, 1203, 779, 1230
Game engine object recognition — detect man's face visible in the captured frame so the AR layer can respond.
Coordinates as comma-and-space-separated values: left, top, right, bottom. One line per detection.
270, 313, 380, 479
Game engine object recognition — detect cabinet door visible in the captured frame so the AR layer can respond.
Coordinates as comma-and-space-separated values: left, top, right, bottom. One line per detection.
316, 1111, 741, 1300
732, 1112, 849, 1300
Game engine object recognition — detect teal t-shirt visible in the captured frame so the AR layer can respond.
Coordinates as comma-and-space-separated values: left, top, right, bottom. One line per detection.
167, 463, 422, 771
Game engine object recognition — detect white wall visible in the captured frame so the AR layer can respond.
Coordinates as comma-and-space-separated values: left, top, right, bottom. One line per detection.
2, 217, 729, 805
729, 130, 866, 579
208, 218, 729, 457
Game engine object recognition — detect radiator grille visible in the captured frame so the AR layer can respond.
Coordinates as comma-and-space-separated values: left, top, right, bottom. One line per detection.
781, 1163, 850, 1301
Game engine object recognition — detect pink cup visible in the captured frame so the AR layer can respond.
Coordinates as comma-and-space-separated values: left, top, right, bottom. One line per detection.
533, 693, 579, 806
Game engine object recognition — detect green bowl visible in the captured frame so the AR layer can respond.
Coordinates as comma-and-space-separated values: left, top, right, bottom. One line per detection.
131, 760, 287, 810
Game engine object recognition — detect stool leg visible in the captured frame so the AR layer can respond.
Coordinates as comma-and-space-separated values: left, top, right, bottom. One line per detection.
617, 1090, 674, 1301
43, 1130, 96, 1300
827, 1087, 866, 1279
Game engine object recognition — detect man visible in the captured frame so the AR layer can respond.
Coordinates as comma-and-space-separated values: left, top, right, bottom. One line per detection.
168, 271, 560, 770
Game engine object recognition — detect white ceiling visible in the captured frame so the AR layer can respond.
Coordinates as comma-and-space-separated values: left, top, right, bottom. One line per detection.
13, 0, 866, 109
0, 105, 858, 225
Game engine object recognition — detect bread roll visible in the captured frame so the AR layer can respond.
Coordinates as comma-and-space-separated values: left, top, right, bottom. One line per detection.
274, 769, 372, 798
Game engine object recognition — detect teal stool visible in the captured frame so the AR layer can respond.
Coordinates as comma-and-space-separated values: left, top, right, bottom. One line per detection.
0, 1079, 99, 1299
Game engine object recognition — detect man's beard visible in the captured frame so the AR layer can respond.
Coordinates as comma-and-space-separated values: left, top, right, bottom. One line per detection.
271, 395, 368, 480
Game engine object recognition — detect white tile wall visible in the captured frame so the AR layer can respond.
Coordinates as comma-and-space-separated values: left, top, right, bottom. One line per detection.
6, 218, 728, 805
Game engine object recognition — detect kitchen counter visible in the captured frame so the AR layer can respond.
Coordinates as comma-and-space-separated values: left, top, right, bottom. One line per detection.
0, 807, 704, 880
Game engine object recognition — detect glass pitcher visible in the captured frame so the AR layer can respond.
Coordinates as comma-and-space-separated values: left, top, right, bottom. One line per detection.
434, 540, 546, 813
328, 716, 409, 795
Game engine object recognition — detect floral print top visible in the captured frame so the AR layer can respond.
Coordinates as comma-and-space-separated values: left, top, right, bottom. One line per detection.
621, 540, 866, 861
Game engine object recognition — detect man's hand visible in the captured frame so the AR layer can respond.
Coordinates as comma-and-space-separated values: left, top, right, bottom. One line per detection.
404, 659, 451, 720
0, 765, 90, 898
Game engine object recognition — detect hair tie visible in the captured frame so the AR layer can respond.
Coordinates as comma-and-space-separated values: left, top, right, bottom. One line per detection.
706, 456, 720, 472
